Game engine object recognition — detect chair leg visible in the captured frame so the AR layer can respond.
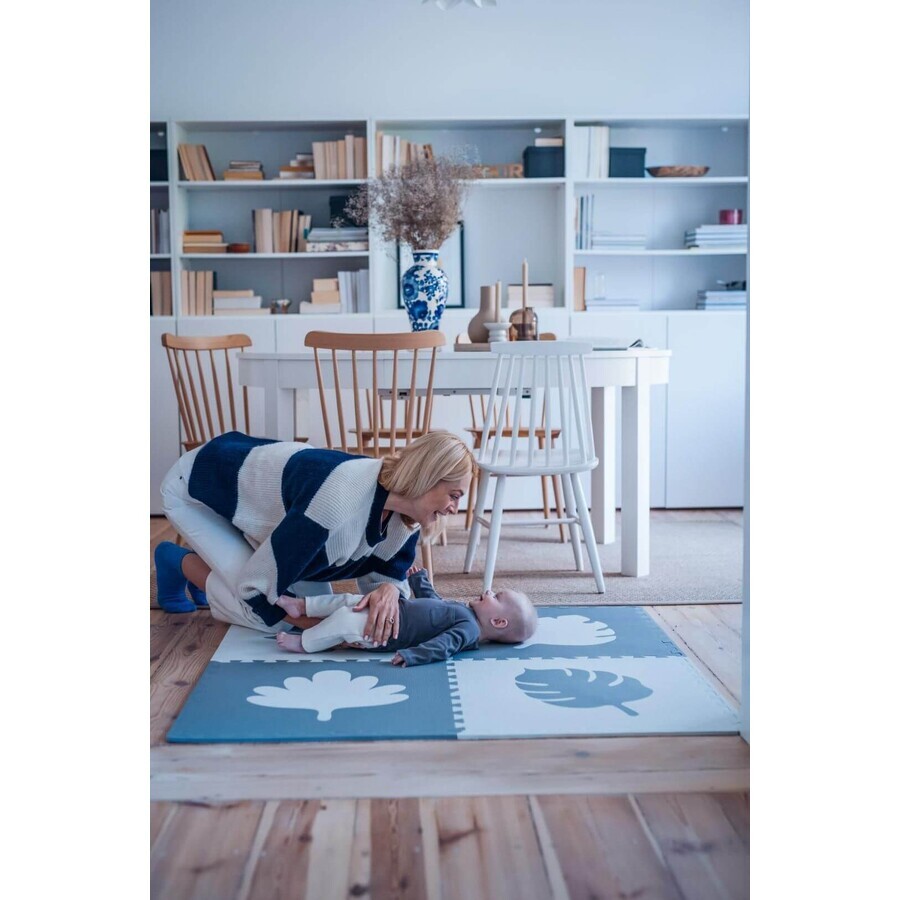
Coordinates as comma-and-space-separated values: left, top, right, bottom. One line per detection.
464, 468, 491, 573
561, 472, 584, 571
439, 530, 448, 547
537, 435, 550, 528
551, 474, 567, 543
421, 542, 433, 579
174, 532, 185, 547
571, 472, 606, 593
465, 468, 478, 531
482, 475, 507, 591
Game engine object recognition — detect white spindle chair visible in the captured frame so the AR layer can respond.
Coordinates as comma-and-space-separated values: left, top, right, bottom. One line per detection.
463, 341, 605, 592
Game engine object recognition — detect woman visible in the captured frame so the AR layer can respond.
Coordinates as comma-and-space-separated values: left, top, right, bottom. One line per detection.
155, 430, 475, 645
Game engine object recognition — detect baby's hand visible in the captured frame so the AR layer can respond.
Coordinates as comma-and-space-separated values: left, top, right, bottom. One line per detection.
406, 565, 423, 578
391, 652, 407, 667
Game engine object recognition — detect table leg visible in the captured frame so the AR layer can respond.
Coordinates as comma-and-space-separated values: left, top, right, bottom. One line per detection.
262, 361, 295, 442
621, 361, 650, 576
591, 386, 616, 544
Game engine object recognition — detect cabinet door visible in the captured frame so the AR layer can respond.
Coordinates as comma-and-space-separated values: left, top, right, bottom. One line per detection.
151, 319, 181, 514
665, 313, 746, 508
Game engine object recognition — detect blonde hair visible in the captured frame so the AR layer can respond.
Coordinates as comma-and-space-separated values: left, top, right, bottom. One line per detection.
379, 430, 476, 540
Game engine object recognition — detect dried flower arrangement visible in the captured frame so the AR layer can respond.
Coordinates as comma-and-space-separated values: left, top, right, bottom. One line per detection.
343, 155, 474, 250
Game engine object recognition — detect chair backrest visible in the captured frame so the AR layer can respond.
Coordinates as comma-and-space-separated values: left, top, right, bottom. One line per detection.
462, 333, 557, 432
161, 333, 252, 453
477, 340, 595, 468
304, 330, 446, 457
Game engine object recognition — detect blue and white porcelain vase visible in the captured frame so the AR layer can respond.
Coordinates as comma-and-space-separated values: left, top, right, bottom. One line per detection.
401, 250, 449, 331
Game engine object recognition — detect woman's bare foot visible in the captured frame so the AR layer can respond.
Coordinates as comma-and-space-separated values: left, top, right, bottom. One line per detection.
275, 595, 306, 618
406, 565, 423, 578
275, 632, 307, 653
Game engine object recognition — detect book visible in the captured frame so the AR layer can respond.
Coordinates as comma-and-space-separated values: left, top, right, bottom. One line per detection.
307, 227, 368, 242
573, 266, 587, 312
535, 136, 564, 147
223, 170, 264, 180
507, 284, 555, 308
150, 271, 162, 315
310, 289, 341, 304
313, 278, 339, 291
299, 301, 341, 314
356, 269, 370, 313
212, 289, 255, 298
213, 295, 263, 310
304, 241, 369, 252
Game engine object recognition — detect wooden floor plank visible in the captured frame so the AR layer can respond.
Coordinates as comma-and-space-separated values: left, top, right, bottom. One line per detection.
653, 606, 742, 703
432, 797, 552, 900
151, 735, 749, 801
239, 799, 319, 900
150, 611, 227, 745
303, 799, 359, 900
150, 801, 264, 900
150, 801, 177, 848
633, 793, 750, 900
537, 794, 683, 900
370, 798, 430, 899
708, 603, 743, 634
151, 615, 195, 678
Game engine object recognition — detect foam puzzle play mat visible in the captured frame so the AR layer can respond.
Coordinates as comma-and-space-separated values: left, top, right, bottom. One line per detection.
167, 606, 739, 742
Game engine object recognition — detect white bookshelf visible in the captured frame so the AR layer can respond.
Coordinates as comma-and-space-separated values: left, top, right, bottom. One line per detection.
150, 115, 749, 512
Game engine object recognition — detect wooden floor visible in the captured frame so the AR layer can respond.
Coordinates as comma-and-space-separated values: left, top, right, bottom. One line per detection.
150, 514, 748, 900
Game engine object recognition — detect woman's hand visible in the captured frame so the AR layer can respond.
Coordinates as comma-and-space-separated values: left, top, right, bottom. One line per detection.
353, 583, 400, 645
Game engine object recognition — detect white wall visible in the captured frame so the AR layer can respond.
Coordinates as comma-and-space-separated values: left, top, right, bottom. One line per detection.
151, 0, 749, 120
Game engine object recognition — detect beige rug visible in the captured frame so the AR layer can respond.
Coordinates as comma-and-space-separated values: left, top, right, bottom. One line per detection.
152, 512, 742, 608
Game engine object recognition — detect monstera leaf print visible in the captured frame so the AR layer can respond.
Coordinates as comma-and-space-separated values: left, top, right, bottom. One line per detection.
515, 668, 653, 717
247, 670, 408, 721
518, 615, 616, 648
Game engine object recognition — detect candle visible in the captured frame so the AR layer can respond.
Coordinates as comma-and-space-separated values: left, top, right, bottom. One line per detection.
522, 259, 528, 310
495, 280, 501, 321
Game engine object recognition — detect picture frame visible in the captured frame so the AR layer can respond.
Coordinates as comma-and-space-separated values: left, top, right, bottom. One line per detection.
396, 221, 465, 309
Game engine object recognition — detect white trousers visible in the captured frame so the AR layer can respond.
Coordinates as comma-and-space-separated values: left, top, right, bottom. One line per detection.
160, 448, 333, 633
301, 593, 376, 653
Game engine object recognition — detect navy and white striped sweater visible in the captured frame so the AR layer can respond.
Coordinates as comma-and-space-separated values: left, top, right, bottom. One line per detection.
189, 432, 420, 625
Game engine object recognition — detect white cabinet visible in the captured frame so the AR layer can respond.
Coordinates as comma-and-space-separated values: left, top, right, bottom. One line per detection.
150, 319, 181, 513
665, 312, 746, 507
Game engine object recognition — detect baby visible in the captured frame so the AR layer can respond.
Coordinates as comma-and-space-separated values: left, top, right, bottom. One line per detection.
274, 566, 537, 667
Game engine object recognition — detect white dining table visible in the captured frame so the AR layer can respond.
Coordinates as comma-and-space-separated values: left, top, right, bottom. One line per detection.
238, 344, 671, 577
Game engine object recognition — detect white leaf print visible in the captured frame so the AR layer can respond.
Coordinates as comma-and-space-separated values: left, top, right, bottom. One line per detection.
247, 670, 408, 721
518, 615, 616, 648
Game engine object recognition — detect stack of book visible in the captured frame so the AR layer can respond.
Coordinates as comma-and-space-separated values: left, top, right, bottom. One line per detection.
311, 136, 367, 179
251, 209, 312, 253
180, 271, 215, 316
572, 125, 610, 179
213, 289, 267, 316
183, 230, 226, 254
223, 160, 264, 181
591, 233, 647, 251
696, 290, 747, 310
584, 297, 641, 312
575, 195, 595, 249
505, 284, 555, 309
177, 144, 216, 181
150, 208, 170, 253
305, 227, 368, 253
338, 269, 370, 313
299, 277, 340, 315
375, 133, 434, 175
150, 271, 173, 315
684, 224, 748, 250
278, 153, 315, 179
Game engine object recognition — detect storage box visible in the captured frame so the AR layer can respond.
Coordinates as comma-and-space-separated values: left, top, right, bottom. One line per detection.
523, 146, 564, 178
609, 147, 647, 178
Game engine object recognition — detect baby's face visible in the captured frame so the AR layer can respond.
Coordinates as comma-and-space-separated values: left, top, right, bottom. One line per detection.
470, 587, 523, 621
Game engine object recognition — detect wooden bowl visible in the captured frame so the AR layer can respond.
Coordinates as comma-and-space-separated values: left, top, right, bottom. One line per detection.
646, 165, 710, 178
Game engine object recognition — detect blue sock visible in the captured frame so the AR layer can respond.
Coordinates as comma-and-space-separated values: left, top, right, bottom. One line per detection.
187, 582, 208, 607
154, 542, 197, 614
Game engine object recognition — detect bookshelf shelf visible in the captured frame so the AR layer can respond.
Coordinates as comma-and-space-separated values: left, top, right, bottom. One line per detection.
180, 252, 370, 260
575, 249, 748, 257
178, 180, 366, 190
150, 254, 171, 260
150, 181, 169, 188
574, 176, 748, 186
469, 177, 566, 188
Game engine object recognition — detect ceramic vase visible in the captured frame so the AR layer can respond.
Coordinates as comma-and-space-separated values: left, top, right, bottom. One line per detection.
467, 285, 497, 343
401, 250, 448, 331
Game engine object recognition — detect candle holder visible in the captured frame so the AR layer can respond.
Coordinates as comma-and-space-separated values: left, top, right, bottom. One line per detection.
486, 321, 510, 343
509, 307, 539, 341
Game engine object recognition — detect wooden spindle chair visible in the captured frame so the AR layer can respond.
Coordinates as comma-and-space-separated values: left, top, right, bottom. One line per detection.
161, 333, 252, 452
303, 330, 447, 573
